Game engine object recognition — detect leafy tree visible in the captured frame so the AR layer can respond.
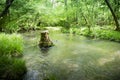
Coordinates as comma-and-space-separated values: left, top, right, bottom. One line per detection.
104, 0, 120, 31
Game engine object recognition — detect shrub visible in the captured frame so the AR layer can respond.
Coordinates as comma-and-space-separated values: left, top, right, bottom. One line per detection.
61, 27, 120, 42
93, 29, 120, 42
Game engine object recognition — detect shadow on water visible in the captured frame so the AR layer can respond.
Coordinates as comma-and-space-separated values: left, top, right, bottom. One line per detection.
22, 30, 120, 80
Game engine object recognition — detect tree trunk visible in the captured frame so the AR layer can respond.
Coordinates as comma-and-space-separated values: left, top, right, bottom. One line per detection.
104, 0, 120, 31
39, 30, 54, 48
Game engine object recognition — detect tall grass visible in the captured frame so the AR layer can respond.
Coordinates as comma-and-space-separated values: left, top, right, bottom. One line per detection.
0, 33, 26, 80
0, 56, 26, 80
0, 33, 23, 57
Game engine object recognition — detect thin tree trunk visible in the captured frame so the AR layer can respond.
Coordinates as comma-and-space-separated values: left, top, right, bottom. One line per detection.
104, 0, 120, 31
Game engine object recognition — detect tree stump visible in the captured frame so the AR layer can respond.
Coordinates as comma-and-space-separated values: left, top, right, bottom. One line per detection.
39, 30, 54, 48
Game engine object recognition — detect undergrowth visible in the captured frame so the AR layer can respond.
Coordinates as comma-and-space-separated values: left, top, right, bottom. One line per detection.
0, 33, 26, 80
62, 27, 120, 42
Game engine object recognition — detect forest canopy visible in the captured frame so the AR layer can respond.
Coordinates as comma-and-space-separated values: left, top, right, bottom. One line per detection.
0, 0, 120, 32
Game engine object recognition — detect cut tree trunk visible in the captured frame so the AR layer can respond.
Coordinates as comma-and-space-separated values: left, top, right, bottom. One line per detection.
39, 30, 54, 48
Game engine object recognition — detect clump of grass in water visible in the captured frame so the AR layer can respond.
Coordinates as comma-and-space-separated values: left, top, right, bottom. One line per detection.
0, 56, 26, 80
0, 33, 23, 57
0, 33, 26, 80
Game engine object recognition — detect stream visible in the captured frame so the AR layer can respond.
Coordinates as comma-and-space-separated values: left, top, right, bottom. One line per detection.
23, 30, 120, 80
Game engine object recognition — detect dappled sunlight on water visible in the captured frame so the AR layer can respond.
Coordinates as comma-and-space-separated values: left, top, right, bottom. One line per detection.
22, 30, 120, 80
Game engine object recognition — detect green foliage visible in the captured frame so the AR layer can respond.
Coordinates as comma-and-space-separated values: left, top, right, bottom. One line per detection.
3, 20, 20, 33
64, 27, 120, 42
0, 56, 26, 80
0, 0, 119, 32
0, 33, 26, 80
92, 29, 120, 42
0, 0, 5, 11
0, 33, 23, 56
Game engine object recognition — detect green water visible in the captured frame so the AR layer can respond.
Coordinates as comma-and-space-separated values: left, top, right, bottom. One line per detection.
23, 30, 120, 80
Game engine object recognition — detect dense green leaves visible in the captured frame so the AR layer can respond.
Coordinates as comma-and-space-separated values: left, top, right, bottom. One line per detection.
0, 0, 119, 32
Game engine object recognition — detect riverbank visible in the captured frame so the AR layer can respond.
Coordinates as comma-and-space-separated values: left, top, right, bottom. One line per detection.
62, 27, 120, 43
0, 33, 26, 80
19, 26, 120, 43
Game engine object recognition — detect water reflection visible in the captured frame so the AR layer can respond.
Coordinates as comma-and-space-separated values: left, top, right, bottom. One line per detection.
40, 47, 50, 55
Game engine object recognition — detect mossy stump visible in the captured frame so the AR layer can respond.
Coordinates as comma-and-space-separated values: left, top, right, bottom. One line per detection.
39, 30, 54, 48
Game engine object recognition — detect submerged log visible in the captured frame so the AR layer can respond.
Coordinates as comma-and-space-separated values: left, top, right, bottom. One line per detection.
39, 30, 54, 48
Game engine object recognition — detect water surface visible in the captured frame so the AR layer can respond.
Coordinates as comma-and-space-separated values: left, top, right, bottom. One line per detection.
23, 30, 120, 80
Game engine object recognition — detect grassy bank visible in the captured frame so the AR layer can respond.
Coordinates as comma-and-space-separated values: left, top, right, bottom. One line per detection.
0, 56, 26, 80
0, 33, 26, 80
0, 33, 23, 57
62, 27, 120, 42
